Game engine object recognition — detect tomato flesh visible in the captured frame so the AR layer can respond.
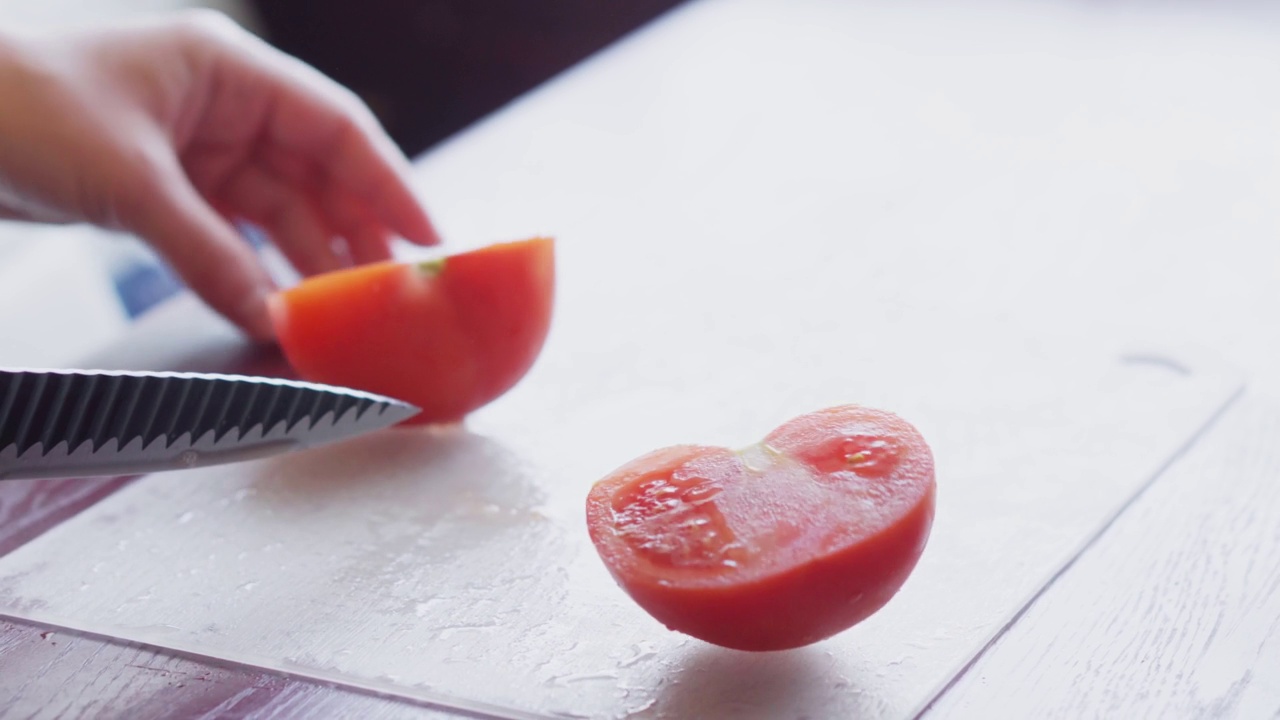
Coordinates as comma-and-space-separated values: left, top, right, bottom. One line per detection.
586, 405, 935, 651
268, 237, 554, 425
609, 446, 750, 571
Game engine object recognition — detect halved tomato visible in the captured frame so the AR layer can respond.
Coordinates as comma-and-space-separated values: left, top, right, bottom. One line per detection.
586, 405, 936, 651
267, 237, 554, 425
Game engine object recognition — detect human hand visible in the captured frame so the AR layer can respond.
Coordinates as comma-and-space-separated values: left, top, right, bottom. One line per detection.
0, 11, 440, 340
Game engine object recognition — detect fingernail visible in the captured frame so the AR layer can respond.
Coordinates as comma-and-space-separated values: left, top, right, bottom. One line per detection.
420, 216, 443, 246
240, 282, 279, 343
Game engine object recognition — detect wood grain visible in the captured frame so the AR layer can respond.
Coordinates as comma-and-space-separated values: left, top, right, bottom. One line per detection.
0, 619, 459, 719
0, 298, 260, 560
0, 477, 132, 558
924, 392, 1280, 719
0, 296, 465, 720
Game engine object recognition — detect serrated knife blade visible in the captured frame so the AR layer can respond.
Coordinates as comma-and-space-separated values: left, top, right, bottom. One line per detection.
0, 368, 419, 481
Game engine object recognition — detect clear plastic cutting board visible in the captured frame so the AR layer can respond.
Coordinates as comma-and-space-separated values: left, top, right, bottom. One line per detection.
0, 0, 1269, 716
0, 277, 1241, 720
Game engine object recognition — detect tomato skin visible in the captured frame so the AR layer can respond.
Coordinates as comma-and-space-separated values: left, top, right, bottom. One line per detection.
267, 237, 554, 425
585, 405, 936, 652
610, 489, 933, 651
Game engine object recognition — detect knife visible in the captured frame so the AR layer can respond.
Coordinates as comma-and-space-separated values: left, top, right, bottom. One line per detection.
0, 368, 419, 481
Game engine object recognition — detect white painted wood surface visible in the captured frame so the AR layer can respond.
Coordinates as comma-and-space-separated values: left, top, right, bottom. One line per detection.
415, 0, 1280, 392
926, 391, 1280, 719
1, 0, 1279, 717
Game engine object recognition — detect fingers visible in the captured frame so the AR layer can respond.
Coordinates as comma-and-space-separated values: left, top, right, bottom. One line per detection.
346, 228, 393, 265
217, 159, 403, 272
314, 120, 441, 247
256, 142, 393, 265
216, 163, 344, 276
313, 182, 393, 266
201, 33, 441, 247
123, 159, 277, 342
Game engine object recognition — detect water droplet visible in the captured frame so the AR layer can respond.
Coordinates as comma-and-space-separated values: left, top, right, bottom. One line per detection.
436, 621, 501, 639
547, 671, 619, 686
176, 511, 195, 524
681, 482, 722, 503
625, 697, 657, 715
238, 581, 258, 592
617, 642, 658, 668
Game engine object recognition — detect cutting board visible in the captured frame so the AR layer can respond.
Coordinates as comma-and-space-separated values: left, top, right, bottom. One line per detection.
2, 0, 1276, 716
0, 272, 1241, 720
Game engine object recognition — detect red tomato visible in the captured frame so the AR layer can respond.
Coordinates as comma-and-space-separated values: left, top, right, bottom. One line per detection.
586, 405, 936, 651
267, 237, 554, 425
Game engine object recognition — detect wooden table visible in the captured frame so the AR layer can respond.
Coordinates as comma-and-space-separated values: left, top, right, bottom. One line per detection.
4, 1, 1280, 717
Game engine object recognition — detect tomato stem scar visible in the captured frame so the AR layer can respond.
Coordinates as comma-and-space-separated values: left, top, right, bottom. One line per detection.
416, 258, 447, 276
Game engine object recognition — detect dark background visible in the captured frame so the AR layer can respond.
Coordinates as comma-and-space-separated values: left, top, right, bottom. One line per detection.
250, 1, 687, 157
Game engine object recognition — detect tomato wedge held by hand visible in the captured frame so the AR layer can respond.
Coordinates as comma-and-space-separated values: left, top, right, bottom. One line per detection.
268, 237, 554, 425
586, 405, 936, 652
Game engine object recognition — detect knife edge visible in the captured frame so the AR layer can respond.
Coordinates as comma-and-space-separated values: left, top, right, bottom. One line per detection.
0, 368, 418, 480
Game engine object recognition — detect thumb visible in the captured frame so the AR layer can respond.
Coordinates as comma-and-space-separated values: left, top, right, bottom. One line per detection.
120, 158, 278, 341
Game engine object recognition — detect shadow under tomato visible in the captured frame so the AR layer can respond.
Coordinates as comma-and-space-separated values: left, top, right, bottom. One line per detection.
652, 642, 853, 718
